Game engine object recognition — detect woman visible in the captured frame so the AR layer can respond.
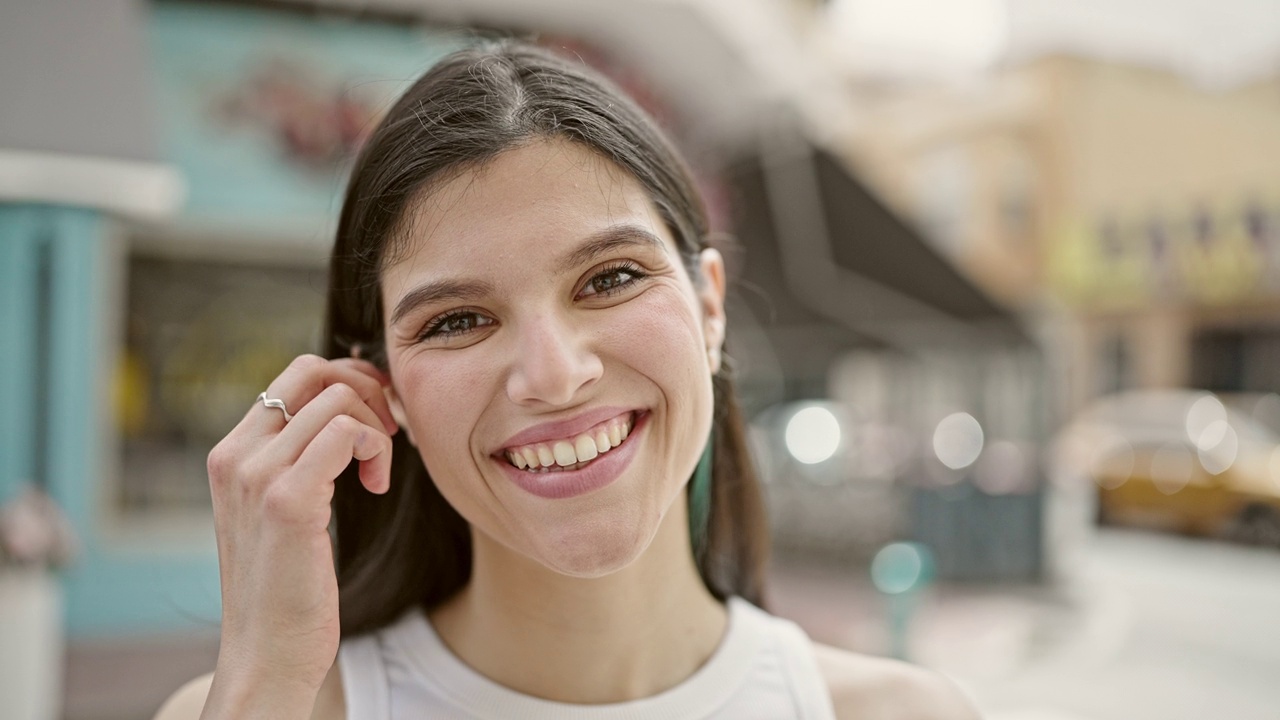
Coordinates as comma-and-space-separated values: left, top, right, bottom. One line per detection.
156, 40, 979, 719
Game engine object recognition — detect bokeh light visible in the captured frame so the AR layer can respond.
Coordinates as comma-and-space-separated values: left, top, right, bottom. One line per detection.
1186, 394, 1228, 447
871, 542, 930, 595
932, 412, 984, 470
974, 439, 1029, 495
1197, 423, 1239, 475
1194, 419, 1229, 452
785, 405, 842, 465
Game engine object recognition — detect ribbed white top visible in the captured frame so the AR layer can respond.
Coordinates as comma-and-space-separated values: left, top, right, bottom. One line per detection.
338, 596, 836, 720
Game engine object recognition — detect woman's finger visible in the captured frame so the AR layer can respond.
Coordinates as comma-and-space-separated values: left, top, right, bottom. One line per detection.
288, 414, 393, 497
270, 382, 391, 464
325, 357, 398, 432
252, 355, 398, 435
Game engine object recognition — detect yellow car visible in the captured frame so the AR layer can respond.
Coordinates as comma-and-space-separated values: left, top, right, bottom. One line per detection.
1058, 391, 1280, 545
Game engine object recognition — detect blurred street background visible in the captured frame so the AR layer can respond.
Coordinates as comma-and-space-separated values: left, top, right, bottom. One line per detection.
2, 1, 1279, 719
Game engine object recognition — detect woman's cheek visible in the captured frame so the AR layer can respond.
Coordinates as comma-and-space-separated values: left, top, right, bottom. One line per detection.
399, 356, 488, 460
607, 295, 711, 422
608, 290, 704, 363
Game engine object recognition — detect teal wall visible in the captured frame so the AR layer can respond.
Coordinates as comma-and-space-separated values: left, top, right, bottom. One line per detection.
0, 205, 221, 638
0, 207, 42, 507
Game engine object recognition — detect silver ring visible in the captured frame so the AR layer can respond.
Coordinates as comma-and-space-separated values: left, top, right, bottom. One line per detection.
257, 391, 294, 422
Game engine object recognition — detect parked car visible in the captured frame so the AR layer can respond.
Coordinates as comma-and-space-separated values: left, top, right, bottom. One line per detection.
1055, 390, 1280, 545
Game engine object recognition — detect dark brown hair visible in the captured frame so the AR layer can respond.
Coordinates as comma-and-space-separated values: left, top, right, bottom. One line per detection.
323, 39, 768, 636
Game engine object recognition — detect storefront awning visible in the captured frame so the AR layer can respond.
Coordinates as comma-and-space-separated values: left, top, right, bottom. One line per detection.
722, 139, 1029, 394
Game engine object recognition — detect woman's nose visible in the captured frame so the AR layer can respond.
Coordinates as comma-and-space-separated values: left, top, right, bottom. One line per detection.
505, 313, 603, 407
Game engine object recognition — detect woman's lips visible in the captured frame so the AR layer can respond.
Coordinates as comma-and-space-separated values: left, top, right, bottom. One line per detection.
501, 412, 635, 470
498, 406, 636, 449
496, 411, 649, 500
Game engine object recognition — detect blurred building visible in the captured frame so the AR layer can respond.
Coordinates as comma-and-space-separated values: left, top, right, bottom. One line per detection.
826, 28, 1280, 417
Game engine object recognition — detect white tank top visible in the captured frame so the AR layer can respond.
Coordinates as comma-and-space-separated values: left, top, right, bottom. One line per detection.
338, 596, 837, 719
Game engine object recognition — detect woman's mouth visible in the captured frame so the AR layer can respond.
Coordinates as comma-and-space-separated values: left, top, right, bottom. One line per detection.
501, 412, 636, 473
494, 411, 648, 500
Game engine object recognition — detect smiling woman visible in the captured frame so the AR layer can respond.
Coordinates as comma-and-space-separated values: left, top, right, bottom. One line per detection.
374, 138, 725, 585
154, 39, 978, 720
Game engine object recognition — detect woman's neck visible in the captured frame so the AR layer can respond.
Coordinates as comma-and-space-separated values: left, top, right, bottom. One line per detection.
426, 497, 727, 704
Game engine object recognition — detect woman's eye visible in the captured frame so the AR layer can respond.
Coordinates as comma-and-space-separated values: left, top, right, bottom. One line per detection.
418, 264, 646, 342
580, 262, 648, 299
419, 311, 492, 341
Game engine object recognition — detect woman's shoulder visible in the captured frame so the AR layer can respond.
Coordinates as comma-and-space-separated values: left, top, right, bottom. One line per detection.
810, 642, 982, 720
151, 663, 345, 720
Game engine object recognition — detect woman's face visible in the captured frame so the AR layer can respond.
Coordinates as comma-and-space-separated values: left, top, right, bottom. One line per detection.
380, 139, 725, 577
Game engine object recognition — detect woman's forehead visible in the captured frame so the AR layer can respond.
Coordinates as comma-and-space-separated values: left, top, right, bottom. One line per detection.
388, 139, 677, 273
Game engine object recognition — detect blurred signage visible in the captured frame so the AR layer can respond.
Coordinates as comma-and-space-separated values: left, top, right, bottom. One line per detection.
1050, 197, 1280, 308
148, 3, 468, 231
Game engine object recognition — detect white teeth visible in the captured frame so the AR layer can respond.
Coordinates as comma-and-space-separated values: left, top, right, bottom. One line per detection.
521, 447, 540, 469
536, 445, 556, 468
553, 441, 577, 467
574, 435, 599, 462
505, 413, 638, 470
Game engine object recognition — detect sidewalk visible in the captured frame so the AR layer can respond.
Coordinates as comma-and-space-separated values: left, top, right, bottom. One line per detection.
769, 529, 1280, 720
769, 554, 1117, 719
768, 556, 1074, 679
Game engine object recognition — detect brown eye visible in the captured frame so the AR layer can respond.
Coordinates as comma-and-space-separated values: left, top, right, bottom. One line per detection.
580, 262, 647, 299
419, 310, 493, 341
442, 315, 479, 333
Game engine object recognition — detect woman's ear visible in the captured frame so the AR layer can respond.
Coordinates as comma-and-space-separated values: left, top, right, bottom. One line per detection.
384, 383, 417, 446
697, 247, 727, 375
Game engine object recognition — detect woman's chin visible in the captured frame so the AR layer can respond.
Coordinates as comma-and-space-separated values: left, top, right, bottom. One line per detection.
534, 516, 658, 578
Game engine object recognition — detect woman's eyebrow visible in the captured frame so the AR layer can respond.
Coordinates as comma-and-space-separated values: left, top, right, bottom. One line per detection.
390, 278, 494, 325
561, 224, 667, 268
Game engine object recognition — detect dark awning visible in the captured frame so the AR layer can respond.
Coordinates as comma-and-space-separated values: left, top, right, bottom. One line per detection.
720, 140, 1028, 400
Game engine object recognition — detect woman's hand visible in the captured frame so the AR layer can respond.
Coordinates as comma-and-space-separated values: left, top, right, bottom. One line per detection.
202, 355, 398, 717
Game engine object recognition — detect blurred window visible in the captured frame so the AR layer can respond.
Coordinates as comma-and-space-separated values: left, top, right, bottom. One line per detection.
1097, 332, 1132, 396
1192, 328, 1280, 395
116, 250, 326, 512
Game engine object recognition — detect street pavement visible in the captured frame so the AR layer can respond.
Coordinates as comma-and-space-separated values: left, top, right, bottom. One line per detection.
769, 528, 1280, 720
